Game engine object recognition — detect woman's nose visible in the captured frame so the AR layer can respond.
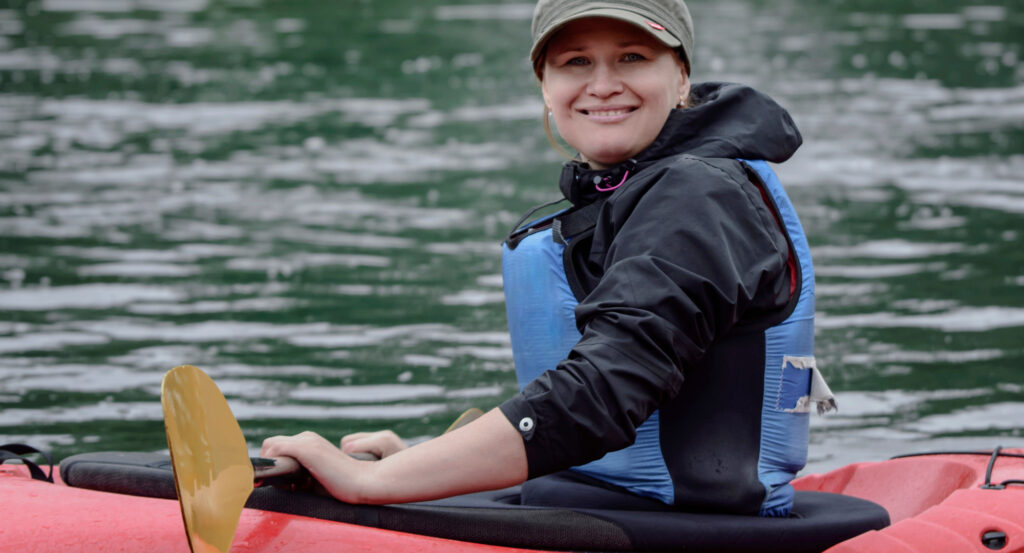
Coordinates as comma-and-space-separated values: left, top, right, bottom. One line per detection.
587, 63, 624, 97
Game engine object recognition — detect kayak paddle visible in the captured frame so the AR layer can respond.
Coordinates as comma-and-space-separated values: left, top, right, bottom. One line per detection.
162, 364, 254, 553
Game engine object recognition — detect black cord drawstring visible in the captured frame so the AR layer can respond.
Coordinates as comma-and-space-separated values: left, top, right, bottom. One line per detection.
0, 443, 54, 483
981, 445, 1003, 489
979, 445, 1024, 490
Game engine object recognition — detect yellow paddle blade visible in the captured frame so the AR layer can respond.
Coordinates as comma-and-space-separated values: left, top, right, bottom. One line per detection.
162, 365, 254, 553
445, 407, 485, 434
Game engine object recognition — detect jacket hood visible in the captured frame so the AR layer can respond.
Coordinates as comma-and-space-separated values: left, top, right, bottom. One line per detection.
559, 82, 802, 204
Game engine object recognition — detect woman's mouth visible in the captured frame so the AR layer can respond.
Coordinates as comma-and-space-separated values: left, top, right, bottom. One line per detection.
578, 106, 638, 123
581, 107, 637, 117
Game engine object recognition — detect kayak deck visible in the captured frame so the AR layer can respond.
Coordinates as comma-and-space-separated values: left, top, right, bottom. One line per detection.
793, 448, 1024, 552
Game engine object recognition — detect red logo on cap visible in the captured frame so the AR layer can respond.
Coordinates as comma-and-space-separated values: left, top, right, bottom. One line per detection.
645, 21, 666, 31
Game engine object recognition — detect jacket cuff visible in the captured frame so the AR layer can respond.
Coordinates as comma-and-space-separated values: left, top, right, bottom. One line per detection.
498, 394, 557, 479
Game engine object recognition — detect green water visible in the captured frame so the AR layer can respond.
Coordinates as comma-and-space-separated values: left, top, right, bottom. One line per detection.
1, 0, 1021, 473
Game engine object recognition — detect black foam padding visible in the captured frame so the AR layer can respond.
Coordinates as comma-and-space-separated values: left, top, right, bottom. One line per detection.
59, 452, 890, 552
60, 451, 178, 499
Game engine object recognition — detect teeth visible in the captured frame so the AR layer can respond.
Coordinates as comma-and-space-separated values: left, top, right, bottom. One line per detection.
588, 109, 630, 117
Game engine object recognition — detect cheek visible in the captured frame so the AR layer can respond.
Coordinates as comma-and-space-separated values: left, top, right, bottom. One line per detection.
545, 81, 576, 111
648, 63, 687, 108
550, 107, 577, 139
660, 79, 683, 108
543, 70, 587, 105
546, 88, 582, 134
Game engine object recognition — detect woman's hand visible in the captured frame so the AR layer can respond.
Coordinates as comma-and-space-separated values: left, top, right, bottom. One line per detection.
260, 431, 374, 503
340, 430, 407, 459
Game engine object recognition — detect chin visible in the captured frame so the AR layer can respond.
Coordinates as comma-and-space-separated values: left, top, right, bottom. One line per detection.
584, 148, 635, 167
577, 135, 645, 167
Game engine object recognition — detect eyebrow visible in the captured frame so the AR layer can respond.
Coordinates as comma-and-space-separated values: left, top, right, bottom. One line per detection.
616, 40, 656, 48
550, 40, 656, 55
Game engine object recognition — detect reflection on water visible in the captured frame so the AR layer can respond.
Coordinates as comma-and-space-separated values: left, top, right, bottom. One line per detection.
1, 0, 1022, 472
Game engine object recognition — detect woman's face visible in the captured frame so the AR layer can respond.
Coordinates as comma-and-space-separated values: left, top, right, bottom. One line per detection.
541, 17, 690, 168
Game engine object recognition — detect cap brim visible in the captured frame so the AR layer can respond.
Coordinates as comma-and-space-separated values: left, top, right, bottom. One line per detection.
530, 8, 683, 67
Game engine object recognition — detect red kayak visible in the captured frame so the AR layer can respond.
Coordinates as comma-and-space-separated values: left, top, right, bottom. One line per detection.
1, 446, 1021, 552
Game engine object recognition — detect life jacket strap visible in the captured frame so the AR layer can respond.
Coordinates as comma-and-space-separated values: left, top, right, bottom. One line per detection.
505, 197, 568, 250
552, 199, 605, 245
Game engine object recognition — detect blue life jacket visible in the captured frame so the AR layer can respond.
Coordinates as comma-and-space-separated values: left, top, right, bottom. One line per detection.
502, 159, 825, 516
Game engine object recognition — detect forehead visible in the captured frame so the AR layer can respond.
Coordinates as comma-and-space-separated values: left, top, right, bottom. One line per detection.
545, 17, 666, 53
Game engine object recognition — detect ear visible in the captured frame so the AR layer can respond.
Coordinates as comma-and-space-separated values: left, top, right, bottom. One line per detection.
541, 78, 552, 111
677, 65, 691, 106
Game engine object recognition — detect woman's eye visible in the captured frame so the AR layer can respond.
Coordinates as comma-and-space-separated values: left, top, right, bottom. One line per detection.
566, 56, 589, 66
622, 53, 646, 62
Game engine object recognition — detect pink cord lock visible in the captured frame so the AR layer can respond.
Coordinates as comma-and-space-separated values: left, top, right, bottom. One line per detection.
595, 170, 630, 192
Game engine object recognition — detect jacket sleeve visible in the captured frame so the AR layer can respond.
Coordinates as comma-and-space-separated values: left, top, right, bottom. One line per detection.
499, 158, 793, 478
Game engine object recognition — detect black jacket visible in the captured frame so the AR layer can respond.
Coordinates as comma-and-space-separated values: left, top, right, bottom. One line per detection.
499, 82, 804, 512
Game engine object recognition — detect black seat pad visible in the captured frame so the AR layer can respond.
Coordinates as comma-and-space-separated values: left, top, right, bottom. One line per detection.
61, 452, 890, 552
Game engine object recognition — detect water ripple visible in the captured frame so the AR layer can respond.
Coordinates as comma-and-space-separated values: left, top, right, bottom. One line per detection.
818, 306, 1024, 332
0, 284, 184, 310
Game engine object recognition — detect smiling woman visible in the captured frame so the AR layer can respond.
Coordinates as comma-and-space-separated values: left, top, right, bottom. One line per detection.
260, 0, 831, 519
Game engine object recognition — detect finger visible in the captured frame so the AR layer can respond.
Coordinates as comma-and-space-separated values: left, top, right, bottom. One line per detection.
260, 433, 308, 457
340, 432, 373, 448
340, 435, 377, 455
339, 434, 365, 452
340, 431, 391, 451
260, 435, 288, 456
343, 433, 403, 459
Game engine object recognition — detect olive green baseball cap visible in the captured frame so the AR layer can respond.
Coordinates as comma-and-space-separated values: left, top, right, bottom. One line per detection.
530, 0, 695, 74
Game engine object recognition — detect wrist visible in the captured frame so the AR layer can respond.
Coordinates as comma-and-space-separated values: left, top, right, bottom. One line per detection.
345, 458, 380, 504
311, 448, 382, 504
